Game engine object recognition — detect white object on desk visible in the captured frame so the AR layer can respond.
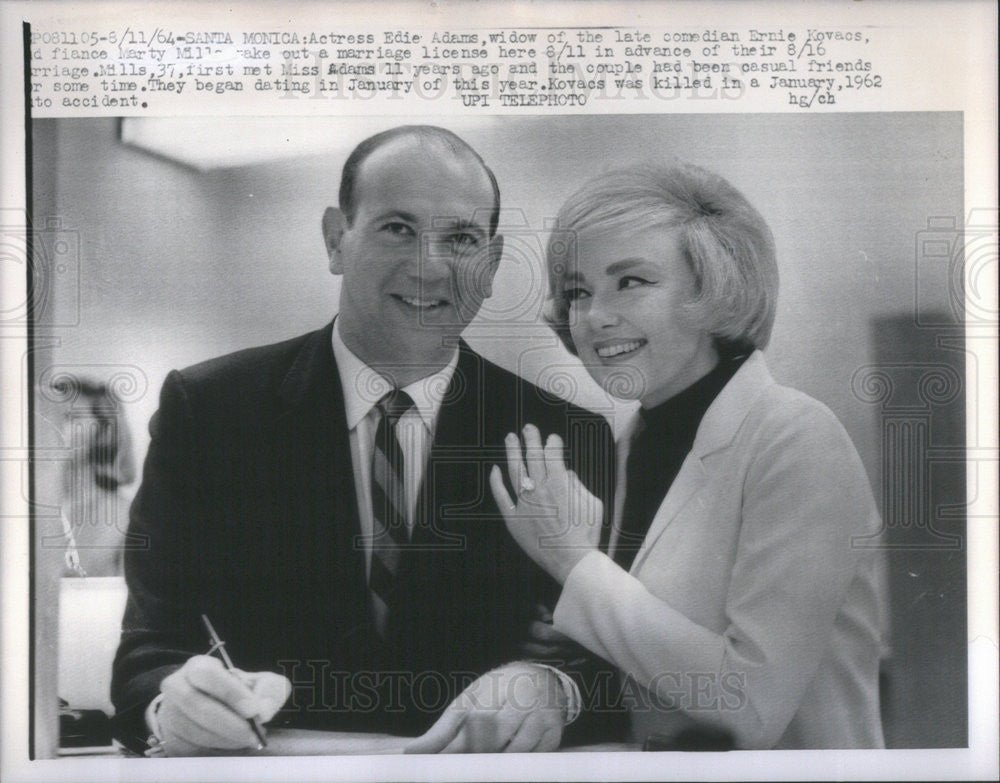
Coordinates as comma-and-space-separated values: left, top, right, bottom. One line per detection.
58, 576, 128, 714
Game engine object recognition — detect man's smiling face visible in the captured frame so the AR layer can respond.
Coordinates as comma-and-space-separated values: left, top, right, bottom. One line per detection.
327, 136, 502, 384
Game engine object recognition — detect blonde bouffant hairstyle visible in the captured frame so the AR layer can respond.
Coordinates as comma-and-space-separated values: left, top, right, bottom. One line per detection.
546, 161, 779, 356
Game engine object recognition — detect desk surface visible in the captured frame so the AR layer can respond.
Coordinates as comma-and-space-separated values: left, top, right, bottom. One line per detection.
257, 729, 411, 755
60, 730, 636, 757
250, 730, 636, 756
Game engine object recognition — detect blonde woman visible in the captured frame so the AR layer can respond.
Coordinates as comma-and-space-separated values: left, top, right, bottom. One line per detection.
491, 163, 885, 749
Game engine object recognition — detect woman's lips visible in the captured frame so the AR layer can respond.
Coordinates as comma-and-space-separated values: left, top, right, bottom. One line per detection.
594, 338, 647, 359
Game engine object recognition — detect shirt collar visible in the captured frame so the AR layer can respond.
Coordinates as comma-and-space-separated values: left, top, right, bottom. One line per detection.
331, 318, 459, 431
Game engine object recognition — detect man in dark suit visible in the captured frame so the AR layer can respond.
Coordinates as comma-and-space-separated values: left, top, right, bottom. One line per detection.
111, 126, 614, 756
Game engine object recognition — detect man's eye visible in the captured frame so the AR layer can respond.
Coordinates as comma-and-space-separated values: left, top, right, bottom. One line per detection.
563, 287, 590, 303
383, 222, 415, 237
619, 275, 654, 290
451, 232, 480, 249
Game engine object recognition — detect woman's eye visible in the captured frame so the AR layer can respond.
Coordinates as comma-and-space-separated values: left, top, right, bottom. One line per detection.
619, 275, 654, 290
563, 287, 590, 303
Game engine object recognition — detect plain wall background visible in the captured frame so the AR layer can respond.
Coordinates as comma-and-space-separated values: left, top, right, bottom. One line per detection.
34, 113, 963, 484
32, 112, 966, 748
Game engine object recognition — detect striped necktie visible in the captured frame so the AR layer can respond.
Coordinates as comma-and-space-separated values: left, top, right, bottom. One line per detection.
368, 389, 414, 638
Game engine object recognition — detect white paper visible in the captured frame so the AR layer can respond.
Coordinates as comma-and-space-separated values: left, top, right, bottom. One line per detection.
1, 1, 996, 781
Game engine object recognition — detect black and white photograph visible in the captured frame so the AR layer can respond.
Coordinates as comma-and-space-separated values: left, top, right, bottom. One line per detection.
23, 109, 974, 751
1, 3, 997, 782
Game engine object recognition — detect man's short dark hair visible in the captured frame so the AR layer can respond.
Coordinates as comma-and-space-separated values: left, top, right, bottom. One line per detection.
338, 125, 501, 237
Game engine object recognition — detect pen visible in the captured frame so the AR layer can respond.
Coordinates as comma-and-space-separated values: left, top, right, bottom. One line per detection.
200, 613, 268, 749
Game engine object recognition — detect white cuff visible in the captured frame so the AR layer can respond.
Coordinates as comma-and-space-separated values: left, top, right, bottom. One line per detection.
145, 693, 165, 740
530, 663, 582, 725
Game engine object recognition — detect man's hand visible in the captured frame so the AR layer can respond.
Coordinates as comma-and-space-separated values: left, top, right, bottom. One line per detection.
405, 662, 566, 753
155, 655, 291, 756
490, 425, 603, 584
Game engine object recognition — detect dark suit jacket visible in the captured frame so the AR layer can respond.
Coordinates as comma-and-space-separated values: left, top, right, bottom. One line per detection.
111, 322, 616, 752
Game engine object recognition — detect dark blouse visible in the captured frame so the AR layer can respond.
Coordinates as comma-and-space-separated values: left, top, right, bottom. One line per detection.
612, 353, 747, 569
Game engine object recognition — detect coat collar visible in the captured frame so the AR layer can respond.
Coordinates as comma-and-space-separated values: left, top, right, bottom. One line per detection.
689, 350, 774, 458
627, 350, 775, 571
277, 319, 339, 414
278, 319, 469, 421
275, 319, 482, 426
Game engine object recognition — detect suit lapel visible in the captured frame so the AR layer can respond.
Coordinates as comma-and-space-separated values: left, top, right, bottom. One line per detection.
629, 351, 773, 572
274, 321, 368, 623
410, 340, 485, 549
391, 342, 488, 664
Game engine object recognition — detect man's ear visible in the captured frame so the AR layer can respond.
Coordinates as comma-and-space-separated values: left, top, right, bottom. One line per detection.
481, 234, 504, 298
322, 207, 348, 274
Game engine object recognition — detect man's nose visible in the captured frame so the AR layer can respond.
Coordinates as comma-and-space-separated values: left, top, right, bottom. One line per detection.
417, 235, 459, 279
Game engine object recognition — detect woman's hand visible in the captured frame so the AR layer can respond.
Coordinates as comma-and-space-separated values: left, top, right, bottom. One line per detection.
489, 424, 603, 584
405, 662, 566, 753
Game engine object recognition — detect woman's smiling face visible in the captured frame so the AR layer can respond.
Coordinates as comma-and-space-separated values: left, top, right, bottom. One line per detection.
565, 225, 719, 408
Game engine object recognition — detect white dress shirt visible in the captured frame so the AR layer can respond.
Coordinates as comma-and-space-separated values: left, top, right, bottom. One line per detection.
331, 320, 458, 579
331, 321, 580, 724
